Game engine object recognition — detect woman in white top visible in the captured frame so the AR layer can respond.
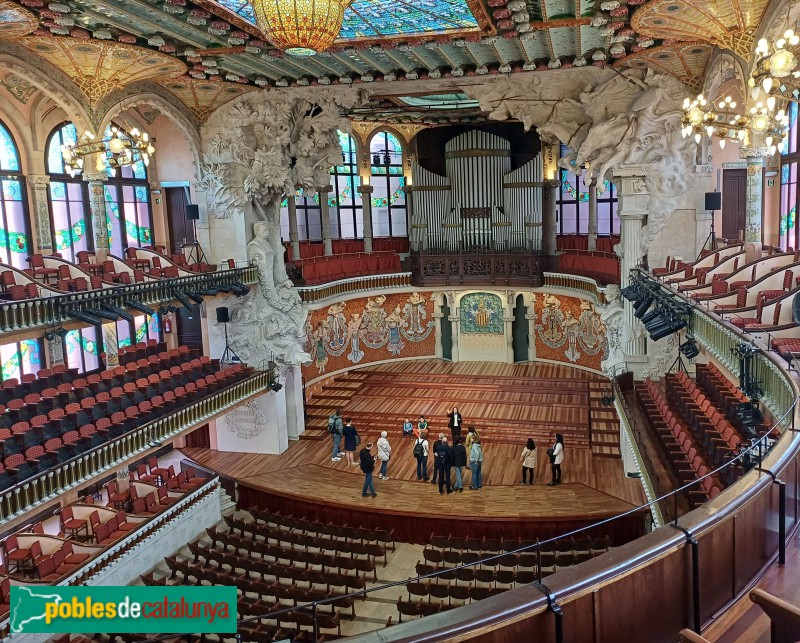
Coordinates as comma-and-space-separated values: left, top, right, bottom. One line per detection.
377, 431, 392, 480
414, 430, 430, 481
548, 433, 564, 486
520, 438, 536, 485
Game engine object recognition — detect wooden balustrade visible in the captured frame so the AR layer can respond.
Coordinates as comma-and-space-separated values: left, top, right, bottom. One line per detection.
543, 272, 604, 302
296, 272, 412, 303
0, 371, 270, 522
0, 266, 258, 334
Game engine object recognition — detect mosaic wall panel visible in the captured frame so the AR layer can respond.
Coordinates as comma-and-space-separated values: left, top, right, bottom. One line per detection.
533, 292, 606, 371
459, 292, 504, 334
302, 291, 437, 380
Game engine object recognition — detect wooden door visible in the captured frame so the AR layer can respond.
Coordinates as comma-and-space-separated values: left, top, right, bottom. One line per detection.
176, 303, 203, 353
722, 169, 747, 241
165, 186, 193, 254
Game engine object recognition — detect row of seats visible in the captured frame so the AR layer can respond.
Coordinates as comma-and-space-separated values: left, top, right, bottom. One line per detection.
556, 234, 620, 253
635, 377, 722, 508
286, 237, 409, 261
299, 252, 402, 285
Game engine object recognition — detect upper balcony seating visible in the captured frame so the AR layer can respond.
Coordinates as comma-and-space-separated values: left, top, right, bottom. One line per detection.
0, 342, 253, 492
299, 251, 402, 286
556, 234, 620, 253
286, 237, 409, 262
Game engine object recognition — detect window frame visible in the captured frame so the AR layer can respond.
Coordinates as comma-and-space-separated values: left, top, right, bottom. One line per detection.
0, 118, 32, 270
369, 131, 407, 238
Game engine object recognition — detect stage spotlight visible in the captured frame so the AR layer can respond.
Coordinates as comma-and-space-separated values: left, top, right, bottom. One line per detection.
173, 291, 194, 310
270, 380, 283, 392
124, 300, 157, 316
68, 310, 104, 327
200, 289, 218, 296
621, 284, 639, 301
55, 327, 68, 339
186, 291, 204, 304
101, 304, 134, 324
634, 295, 654, 319
641, 308, 661, 325
84, 308, 120, 322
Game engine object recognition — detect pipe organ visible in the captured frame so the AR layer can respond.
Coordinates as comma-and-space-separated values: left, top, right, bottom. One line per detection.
410, 130, 543, 253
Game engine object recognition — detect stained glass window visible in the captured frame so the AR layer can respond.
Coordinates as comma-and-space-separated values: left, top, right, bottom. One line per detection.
330, 131, 362, 239
134, 313, 161, 344
0, 120, 31, 270
213, 0, 478, 40
46, 123, 92, 263
0, 339, 42, 382
64, 327, 100, 374
279, 188, 322, 242
780, 103, 799, 252
557, 146, 619, 236
104, 124, 153, 256
370, 131, 407, 238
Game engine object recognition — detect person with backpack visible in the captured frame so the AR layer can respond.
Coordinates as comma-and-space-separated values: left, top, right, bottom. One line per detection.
413, 430, 429, 481
434, 435, 453, 494
452, 437, 467, 492
359, 441, 377, 498
328, 408, 344, 462
469, 436, 483, 490
377, 431, 392, 479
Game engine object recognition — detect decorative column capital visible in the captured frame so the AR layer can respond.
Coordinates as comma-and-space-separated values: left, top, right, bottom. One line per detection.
543, 178, 560, 189
83, 170, 108, 183
28, 175, 50, 188
739, 147, 769, 160
357, 185, 374, 195
319, 184, 333, 194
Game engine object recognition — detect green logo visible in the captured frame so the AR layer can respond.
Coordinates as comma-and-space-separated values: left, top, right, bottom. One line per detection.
10, 586, 237, 634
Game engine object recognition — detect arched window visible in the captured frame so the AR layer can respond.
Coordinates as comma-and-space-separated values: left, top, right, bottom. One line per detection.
779, 102, 799, 251
46, 122, 92, 263
557, 145, 618, 236
0, 120, 31, 269
370, 131, 407, 237
330, 131, 362, 238
103, 124, 153, 256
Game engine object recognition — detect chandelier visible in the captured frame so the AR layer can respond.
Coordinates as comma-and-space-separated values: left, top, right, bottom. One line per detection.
61, 125, 156, 177
250, 0, 351, 56
681, 94, 788, 154
751, 29, 800, 99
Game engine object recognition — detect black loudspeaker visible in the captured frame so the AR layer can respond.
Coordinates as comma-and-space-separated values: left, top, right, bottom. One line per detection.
216, 307, 229, 324
705, 192, 722, 211
186, 204, 200, 220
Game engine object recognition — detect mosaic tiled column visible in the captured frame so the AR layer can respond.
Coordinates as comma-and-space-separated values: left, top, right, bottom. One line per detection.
319, 185, 333, 256
103, 322, 119, 368
286, 195, 301, 260
358, 184, 374, 253
542, 179, 559, 255
588, 184, 598, 251
613, 165, 648, 358
84, 169, 109, 262
740, 146, 767, 249
28, 175, 52, 253
46, 337, 65, 367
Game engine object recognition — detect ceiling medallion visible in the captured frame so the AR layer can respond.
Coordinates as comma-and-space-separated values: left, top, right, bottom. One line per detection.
250, 0, 351, 56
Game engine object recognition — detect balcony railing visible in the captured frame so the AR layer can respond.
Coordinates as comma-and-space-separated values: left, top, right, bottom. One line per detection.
0, 266, 258, 334
296, 272, 412, 303
0, 371, 270, 523
543, 272, 604, 302
410, 251, 545, 287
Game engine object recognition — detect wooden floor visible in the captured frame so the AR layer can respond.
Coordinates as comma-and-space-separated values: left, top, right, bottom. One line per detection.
303, 360, 618, 453
701, 532, 800, 642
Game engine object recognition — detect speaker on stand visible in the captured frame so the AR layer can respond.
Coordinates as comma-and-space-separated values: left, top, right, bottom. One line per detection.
699, 192, 722, 259
216, 306, 240, 364
185, 204, 207, 266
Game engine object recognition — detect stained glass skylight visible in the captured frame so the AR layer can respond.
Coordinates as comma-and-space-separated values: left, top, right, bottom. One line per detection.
215, 0, 479, 40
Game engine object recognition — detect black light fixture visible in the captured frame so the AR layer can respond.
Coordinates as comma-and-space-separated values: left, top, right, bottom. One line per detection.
84, 308, 121, 322
186, 291, 204, 304
372, 153, 380, 166
68, 310, 105, 328
634, 295, 654, 319
173, 290, 194, 310
383, 152, 391, 165
55, 326, 68, 339
124, 300, 157, 316
101, 304, 134, 324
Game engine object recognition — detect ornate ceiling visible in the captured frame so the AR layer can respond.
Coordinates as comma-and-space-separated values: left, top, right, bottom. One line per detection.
0, 0, 785, 125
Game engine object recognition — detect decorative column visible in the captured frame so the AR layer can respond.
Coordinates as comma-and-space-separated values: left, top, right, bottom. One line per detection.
319, 185, 333, 256
358, 184, 374, 253
503, 291, 515, 364
84, 168, 110, 262
613, 165, 649, 358
405, 185, 416, 250
286, 195, 301, 260
740, 146, 768, 261
433, 301, 444, 359
448, 292, 460, 362
102, 322, 119, 367
28, 175, 53, 253
587, 184, 598, 251
542, 179, 559, 256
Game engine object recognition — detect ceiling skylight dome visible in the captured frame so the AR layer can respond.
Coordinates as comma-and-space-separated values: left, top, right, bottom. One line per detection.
250, 0, 351, 55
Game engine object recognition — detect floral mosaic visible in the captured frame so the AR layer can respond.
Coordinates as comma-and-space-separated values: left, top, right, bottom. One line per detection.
533, 293, 606, 371
459, 292, 504, 334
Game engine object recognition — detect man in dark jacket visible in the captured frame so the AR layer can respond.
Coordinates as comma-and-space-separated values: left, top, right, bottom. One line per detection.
433, 436, 453, 494
430, 433, 443, 484
359, 442, 377, 498
451, 437, 467, 492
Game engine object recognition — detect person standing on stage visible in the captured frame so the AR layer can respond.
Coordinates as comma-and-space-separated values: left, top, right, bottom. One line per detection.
465, 425, 479, 452
328, 408, 344, 462
377, 431, 392, 480
452, 437, 467, 492
413, 430, 430, 481
359, 441, 377, 498
469, 436, 484, 490
430, 433, 444, 485
520, 438, 536, 485
434, 435, 453, 494
547, 433, 564, 486
447, 406, 463, 443
343, 418, 358, 467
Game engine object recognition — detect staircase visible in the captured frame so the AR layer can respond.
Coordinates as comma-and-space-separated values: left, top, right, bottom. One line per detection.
589, 381, 621, 458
